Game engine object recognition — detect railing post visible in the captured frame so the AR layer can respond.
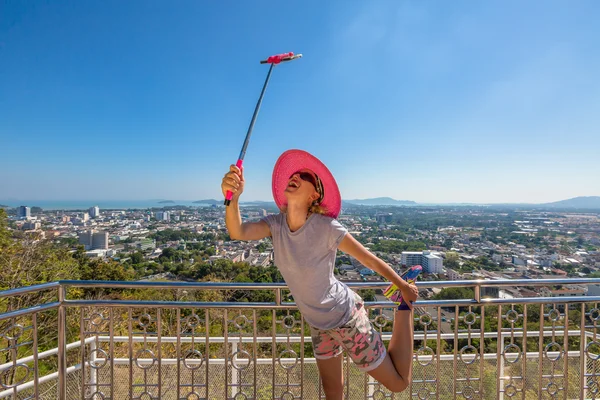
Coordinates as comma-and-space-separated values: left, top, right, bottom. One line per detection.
58, 285, 67, 400
499, 334, 505, 400
231, 342, 239, 396
275, 288, 281, 306
474, 282, 481, 303
581, 304, 587, 400
90, 339, 98, 395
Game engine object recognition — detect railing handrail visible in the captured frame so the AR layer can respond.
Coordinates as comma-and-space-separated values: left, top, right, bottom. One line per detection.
0, 277, 598, 298
57, 277, 600, 289
61, 296, 600, 309
3, 278, 600, 399
2, 278, 600, 323
0, 281, 60, 298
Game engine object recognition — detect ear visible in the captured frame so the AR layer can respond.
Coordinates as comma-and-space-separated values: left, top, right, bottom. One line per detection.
310, 191, 320, 203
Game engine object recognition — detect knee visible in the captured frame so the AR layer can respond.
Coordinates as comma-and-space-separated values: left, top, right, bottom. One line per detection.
381, 379, 408, 393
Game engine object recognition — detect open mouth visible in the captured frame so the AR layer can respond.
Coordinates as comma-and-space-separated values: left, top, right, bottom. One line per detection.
287, 180, 300, 189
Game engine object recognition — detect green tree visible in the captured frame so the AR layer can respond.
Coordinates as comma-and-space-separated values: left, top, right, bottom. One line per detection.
433, 287, 475, 300
80, 259, 135, 282
357, 289, 376, 301
256, 242, 268, 253
444, 251, 460, 269
59, 237, 79, 247
0, 209, 82, 382
0, 209, 10, 248
370, 240, 427, 254
0, 210, 81, 293
159, 247, 182, 262
581, 267, 592, 274
130, 251, 144, 264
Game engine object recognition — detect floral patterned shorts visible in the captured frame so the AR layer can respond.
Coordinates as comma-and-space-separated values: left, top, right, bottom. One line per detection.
309, 292, 386, 372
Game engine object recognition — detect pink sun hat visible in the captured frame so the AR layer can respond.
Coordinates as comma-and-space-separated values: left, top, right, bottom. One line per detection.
272, 149, 342, 219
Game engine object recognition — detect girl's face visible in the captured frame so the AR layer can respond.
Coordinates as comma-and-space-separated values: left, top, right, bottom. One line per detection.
284, 169, 320, 206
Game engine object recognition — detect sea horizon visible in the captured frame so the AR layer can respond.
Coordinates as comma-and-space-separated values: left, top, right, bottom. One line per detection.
0, 200, 215, 211
2, 196, 599, 211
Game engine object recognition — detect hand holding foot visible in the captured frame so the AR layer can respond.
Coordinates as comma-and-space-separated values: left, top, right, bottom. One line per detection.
383, 265, 422, 310
400, 283, 418, 305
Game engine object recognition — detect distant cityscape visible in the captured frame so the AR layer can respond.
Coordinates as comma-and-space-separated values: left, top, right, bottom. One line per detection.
4, 200, 600, 304
2, 195, 599, 210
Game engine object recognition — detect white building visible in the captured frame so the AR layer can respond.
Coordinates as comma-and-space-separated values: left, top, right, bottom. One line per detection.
71, 217, 88, 226
540, 259, 553, 268
446, 268, 462, 281
89, 206, 100, 218
423, 252, 444, 274
401, 251, 444, 274
78, 231, 93, 249
548, 285, 587, 297
17, 206, 31, 219
22, 221, 41, 230
587, 285, 600, 297
92, 231, 109, 250
156, 211, 170, 222
85, 248, 115, 258
78, 230, 109, 250
376, 213, 393, 224
512, 256, 527, 266
401, 252, 423, 267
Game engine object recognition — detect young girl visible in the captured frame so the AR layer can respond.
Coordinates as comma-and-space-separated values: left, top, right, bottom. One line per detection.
221, 149, 420, 399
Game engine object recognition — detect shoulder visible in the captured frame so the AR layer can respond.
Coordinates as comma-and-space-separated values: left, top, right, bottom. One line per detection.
262, 212, 284, 228
313, 214, 347, 233
314, 214, 344, 226
312, 213, 335, 226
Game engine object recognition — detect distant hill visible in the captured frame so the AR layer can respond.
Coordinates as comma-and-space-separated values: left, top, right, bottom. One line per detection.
540, 196, 600, 209
243, 201, 277, 207
158, 200, 175, 204
193, 199, 278, 208
340, 196, 600, 209
344, 197, 417, 206
0, 204, 9, 208
193, 199, 220, 205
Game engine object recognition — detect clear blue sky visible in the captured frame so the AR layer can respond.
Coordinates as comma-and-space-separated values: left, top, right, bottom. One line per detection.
1, 1, 599, 204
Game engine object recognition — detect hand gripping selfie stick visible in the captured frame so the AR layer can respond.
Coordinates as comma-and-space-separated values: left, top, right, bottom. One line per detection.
224, 52, 303, 206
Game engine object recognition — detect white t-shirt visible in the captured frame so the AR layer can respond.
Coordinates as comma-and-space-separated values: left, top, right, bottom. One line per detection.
262, 212, 354, 330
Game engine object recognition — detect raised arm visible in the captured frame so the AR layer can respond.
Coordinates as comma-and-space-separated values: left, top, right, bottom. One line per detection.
225, 200, 271, 240
222, 165, 271, 241
338, 233, 418, 302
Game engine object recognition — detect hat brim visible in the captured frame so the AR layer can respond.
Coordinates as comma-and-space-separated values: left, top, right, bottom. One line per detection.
272, 149, 342, 219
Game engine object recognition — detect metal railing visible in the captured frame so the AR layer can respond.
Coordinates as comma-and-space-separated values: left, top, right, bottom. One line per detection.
2, 278, 600, 399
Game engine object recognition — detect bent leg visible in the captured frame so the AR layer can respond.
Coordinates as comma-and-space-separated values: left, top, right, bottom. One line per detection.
367, 309, 414, 393
316, 354, 344, 400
